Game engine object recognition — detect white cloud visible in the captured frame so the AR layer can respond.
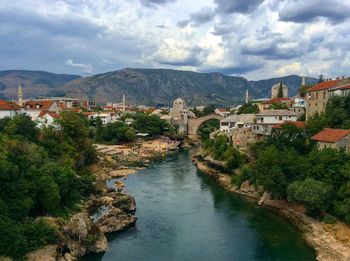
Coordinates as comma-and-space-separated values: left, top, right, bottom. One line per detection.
65, 59, 94, 74
0, 0, 349, 79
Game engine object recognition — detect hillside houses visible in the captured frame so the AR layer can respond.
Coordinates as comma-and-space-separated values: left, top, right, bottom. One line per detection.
312, 128, 350, 152
0, 100, 22, 118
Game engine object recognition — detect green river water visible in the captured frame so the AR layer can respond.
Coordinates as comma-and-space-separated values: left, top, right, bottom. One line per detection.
84, 149, 316, 261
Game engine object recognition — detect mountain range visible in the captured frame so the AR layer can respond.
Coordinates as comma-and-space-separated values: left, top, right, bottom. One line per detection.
0, 68, 317, 106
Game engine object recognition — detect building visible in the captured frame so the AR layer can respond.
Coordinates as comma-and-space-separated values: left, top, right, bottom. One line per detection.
23, 100, 58, 121
311, 128, 350, 152
215, 108, 230, 118
259, 97, 292, 111
289, 97, 305, 116
0, 100, 22, 119
252, 110, 298, 136
169, 98, 186, 120
271, 82, 288, 99
37, 111, 60, 128
220, 114, 256, 133
305, 78, 350, 119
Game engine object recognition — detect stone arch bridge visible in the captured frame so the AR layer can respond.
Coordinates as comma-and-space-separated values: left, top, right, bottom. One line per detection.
187, 114, 223, 140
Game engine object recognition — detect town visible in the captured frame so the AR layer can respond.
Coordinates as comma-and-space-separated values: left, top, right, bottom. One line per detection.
2, 75, 350, 153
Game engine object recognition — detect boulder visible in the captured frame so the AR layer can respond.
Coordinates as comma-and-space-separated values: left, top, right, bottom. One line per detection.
240, 180, 250, 193
112, 194, 136, 214
63, 212, 107, 258
96, 207, 137, 233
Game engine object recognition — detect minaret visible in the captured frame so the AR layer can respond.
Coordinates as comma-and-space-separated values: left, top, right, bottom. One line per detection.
245, 89, 249, 103
18, 84, 23, 106
301, 73, 306, 86
122, 93, 126, 113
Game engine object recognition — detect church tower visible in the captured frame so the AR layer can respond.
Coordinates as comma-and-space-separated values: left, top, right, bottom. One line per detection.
18, 84, 23, 106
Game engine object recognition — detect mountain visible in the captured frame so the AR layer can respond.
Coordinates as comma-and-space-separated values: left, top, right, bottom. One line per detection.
0, 68, 318, 105
55, 68, 317, 106
0, 70, 81, 100
249, 75, 317, 99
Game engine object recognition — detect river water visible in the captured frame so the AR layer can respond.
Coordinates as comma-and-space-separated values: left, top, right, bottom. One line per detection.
84, 150, 316, 261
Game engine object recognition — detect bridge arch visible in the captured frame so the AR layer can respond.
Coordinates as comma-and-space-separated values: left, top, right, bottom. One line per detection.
187, 114, 223, 140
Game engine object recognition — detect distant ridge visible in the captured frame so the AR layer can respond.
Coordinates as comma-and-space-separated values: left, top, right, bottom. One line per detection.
0, 68, 317, 105
0, 70, 81, 100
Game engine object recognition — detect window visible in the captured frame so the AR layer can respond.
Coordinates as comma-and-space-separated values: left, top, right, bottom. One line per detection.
316, 92, 318, 99
323, 91, 326, 99
279, 116, 282, 120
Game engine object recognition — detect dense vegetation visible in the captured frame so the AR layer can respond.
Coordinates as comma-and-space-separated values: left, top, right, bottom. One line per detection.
198, 119, 220, 141
237, 103, 259, 114
0, 113, 96, 259
234, 96, 350, 223
190, 105, 216, 117
90, 113, 176, 144
202, 135, 246, 171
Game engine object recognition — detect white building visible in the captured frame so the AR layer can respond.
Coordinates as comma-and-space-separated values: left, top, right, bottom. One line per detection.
37, 111, 60, 128
0, 100, 22, 119
252, 110, 298, 136
215, 108, 230, 118
23, 100, 58, 121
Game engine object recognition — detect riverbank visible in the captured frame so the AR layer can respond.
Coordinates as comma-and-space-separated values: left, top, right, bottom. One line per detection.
11, 138, 183, 261
192, 154, 350, 261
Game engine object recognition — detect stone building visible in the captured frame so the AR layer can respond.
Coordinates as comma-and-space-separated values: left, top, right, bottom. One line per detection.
311, 128, 350, 152
271, 82, 288, 99
305, 78, 350, 119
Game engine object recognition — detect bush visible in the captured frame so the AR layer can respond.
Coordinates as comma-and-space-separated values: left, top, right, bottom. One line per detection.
323, 214, 336, 224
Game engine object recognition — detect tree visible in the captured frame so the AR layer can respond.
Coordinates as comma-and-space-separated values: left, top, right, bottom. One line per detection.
270, 102, 288, 110
287, 178, 332, 216
237, 103, 259, 115
277, 82, 284, 98
318, 74, 324, 83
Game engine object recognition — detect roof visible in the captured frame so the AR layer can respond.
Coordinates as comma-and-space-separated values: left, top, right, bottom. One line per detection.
0, 100, 20, 110
307, 79, 345, 92
262, 98, 292, 104
273, 121, 305, 129
329, 84, 350, 91
257, 110, 298, 117
216, 108, 227, 112
24, 100, 55, 110
311, 128, 350, 143
38, 110, 60, 119
221, 115, 240, 123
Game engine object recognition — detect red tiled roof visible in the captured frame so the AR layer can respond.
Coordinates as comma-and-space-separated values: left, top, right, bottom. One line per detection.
308, 79, 343, 92
311, 128, 350, 143
262, 98, 292, 104
38, 110, 60, 119
273, 121, 305, 129
0, 100, 20, 110
216, 108, 227, 112
24, 100, 55, 110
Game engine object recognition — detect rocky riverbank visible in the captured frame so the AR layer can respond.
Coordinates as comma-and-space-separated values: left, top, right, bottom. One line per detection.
16, 138, 184, 261
192, 155, 350, 261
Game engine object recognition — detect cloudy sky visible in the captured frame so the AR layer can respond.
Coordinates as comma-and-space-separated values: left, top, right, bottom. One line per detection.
0, 0, 349, 79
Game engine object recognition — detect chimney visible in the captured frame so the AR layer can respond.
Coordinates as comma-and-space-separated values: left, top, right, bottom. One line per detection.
336, 77, 339, 80
342, 76, 345, 79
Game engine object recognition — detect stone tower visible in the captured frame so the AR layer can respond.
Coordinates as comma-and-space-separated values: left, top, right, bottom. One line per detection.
271, 82, 288, 99
18, 84, 23, 106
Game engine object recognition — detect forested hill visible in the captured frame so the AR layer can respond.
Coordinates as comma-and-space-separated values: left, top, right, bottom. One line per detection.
0, 70, 80, 100
0, 68, 317, 105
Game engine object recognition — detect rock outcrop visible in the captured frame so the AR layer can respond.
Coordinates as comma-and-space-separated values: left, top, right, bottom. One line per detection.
62, 212, 108, 258
96, 207, 137, 233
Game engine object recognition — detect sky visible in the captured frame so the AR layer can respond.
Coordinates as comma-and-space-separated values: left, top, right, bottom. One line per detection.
0, 0, 349, 80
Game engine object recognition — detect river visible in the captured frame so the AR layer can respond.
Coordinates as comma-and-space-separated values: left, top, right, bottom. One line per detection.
84, 149, 316, 261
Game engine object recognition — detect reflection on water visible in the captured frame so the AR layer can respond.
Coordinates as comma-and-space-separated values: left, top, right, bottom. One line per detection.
83, 150, 316, 261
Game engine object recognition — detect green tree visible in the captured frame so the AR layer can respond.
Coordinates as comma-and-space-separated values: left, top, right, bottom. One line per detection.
237, 103, 259, 115
287, 178, 332, 216
270, 102, 288, 110
277, 82, 284, 98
